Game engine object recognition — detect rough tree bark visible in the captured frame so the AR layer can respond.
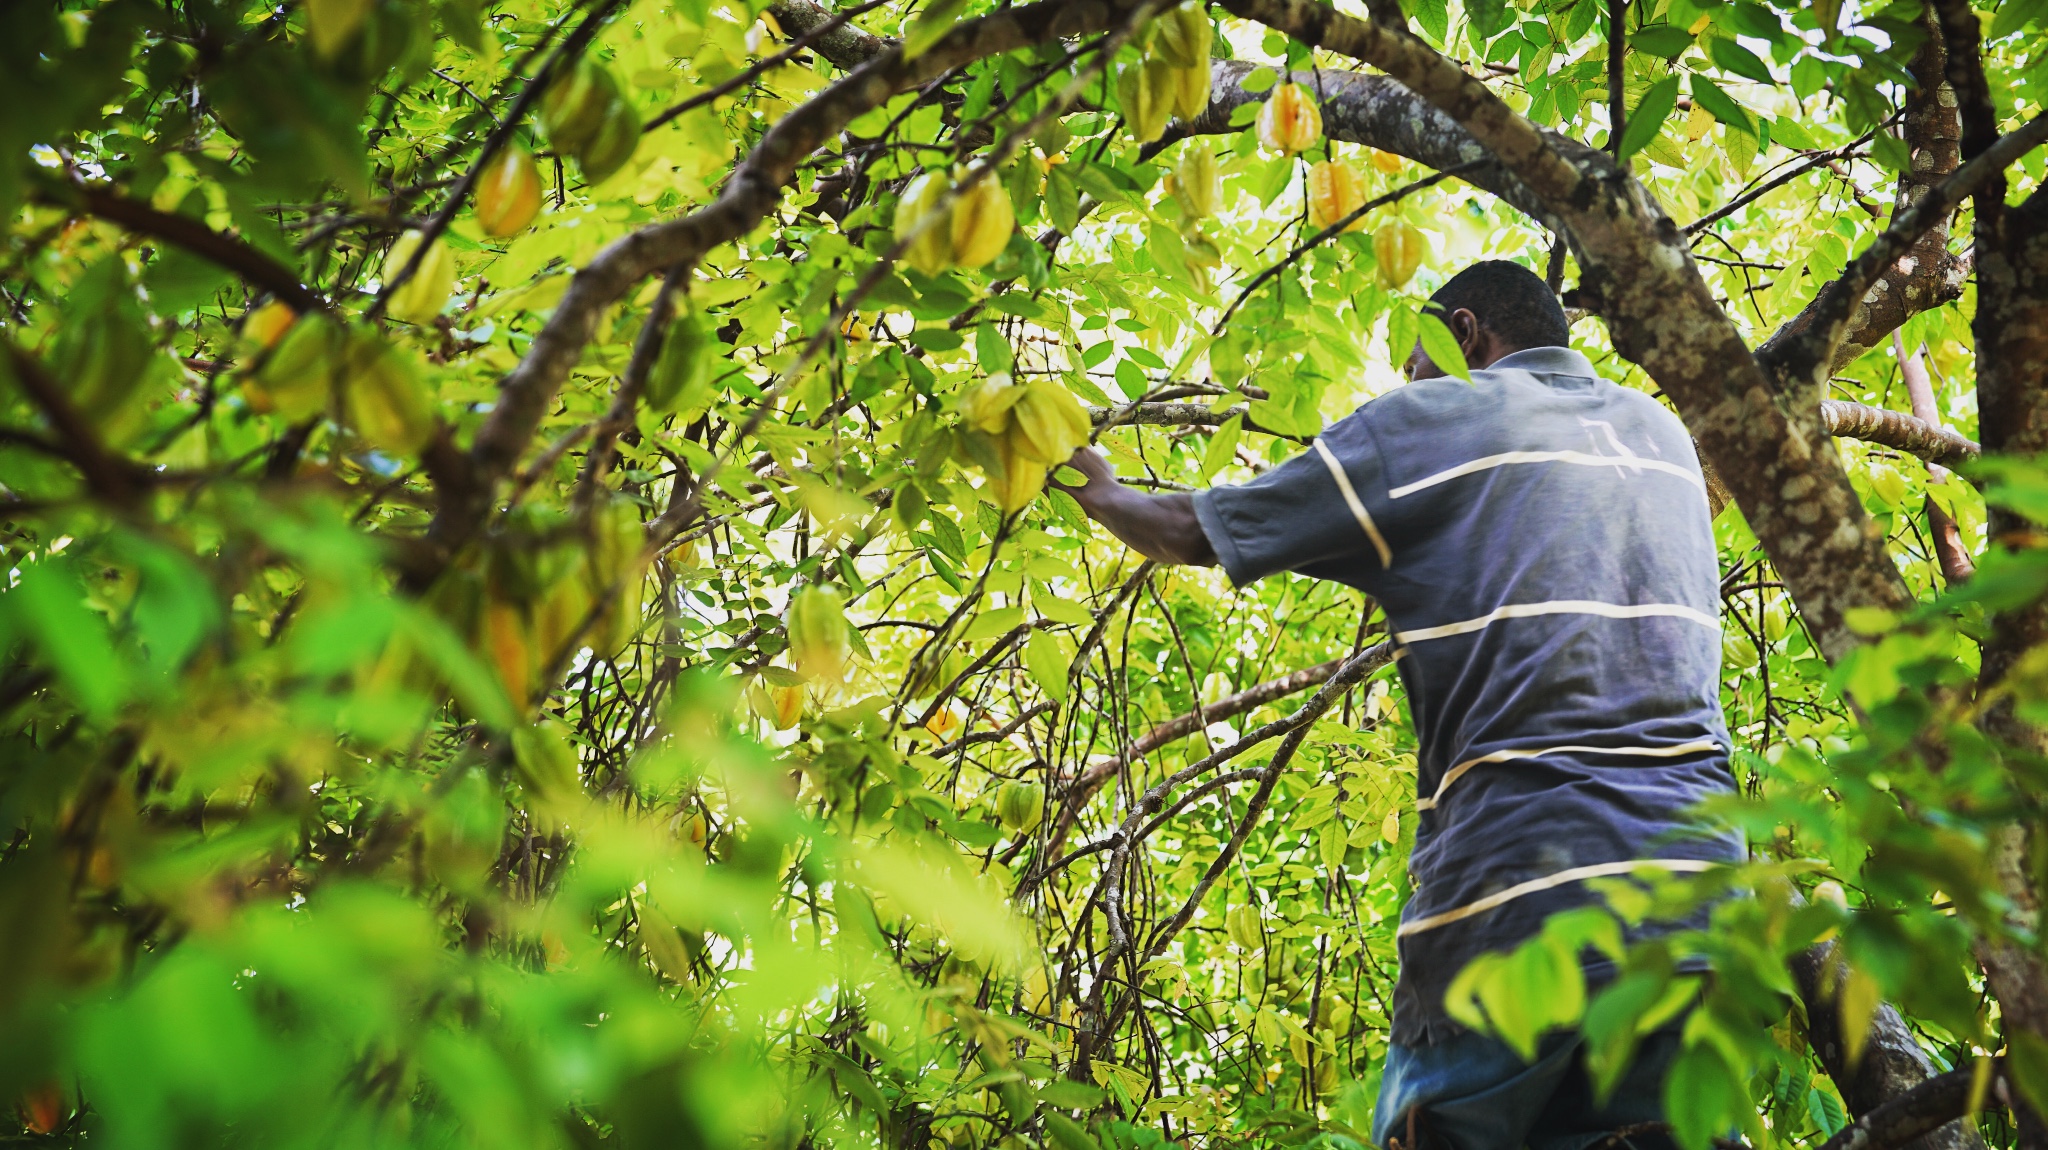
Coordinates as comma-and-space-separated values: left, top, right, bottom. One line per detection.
1754, 10, 1969, 381
1946, 1, 2048, 1141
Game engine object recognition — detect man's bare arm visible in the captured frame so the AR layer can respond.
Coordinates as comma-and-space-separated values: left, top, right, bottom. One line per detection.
1052, 448, 1218, 567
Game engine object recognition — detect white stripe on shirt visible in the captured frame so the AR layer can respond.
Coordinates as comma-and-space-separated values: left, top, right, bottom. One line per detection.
1313, 438, 1392, 568
1386, 450, 1706, 500
1415, 739, 1724, 811
1395, 600, 1720, 644
1396, 858, 1720, 938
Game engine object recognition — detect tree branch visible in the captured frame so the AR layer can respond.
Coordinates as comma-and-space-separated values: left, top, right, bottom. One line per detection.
1162, 60, 1559, 229
0, 340, 147, 507
767, 0, 890, 69
649, 0, 893, 132
1764, 112, 2048, 389
1685, 131, 1879, 237
1892, 334, 1975, 586
1754, 16, 1964, 382
1820, 400, 1980, 469
60, 184, 326, 315
1812, 1058, 1999, 1150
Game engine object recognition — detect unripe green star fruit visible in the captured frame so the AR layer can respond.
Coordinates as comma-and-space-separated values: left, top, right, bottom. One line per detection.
532, 575, 593, 670
585, 499, 646, 658
1152, 3, 1201, 68
994, 780, 1046, 833
541, 62, 618, 155
1116, 62, 1155, 143
1174, 148, 1221, 220
785, 585, 850, 683
475, 144, 543, 237
383, 230, 455, 325
1175, 57, 1212, 122
1225, 904, 1263, 950
512, 719, 583, 806
988, 434, 1048, 513
646, 304, 715, 415
1175, 6, 1212, 65
58, 304, 152, 419
961, 373, 1027, 435
1133, 58, 1177, 141
253, 313, 343, 422
341, 330, 436, 456
949, 177, 1014, 269
893, 172, 954, 275
1008, 379, 1090, 464
577, 97, 642, 185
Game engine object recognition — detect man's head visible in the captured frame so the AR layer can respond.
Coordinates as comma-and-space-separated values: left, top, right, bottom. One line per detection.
1401, 259, 1572, 380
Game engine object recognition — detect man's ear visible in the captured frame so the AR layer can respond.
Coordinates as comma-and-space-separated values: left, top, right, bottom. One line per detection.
1451, 308, 1485, 354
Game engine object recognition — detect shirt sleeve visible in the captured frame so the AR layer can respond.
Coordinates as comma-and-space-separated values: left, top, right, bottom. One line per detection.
1191, 411, 1393, 588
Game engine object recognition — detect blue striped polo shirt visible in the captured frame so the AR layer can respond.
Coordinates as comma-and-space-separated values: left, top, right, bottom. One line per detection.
1192, 346, 1744, 1046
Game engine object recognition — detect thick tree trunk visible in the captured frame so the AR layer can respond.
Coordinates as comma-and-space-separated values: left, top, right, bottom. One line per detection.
1971, 179, 2048, 1150
1793, 943, 1985, 1150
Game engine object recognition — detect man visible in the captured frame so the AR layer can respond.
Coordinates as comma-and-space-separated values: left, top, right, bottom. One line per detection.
1056, 260, 1742, 1150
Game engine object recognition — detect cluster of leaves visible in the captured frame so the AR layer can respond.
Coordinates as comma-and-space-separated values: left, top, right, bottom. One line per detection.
0, 0, 2041, 1148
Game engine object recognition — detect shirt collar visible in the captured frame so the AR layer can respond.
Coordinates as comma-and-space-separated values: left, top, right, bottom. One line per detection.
1486, 346, 1598, 378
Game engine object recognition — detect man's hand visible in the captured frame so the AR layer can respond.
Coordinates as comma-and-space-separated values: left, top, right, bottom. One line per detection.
1051, 447, 1218, 568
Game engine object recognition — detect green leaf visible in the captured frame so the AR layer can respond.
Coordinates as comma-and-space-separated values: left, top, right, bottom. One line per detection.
306, 0, 374, 58
1417, 309, 1471, 381
1036, 1079, 1105, 1109
1617, 76, 1681, 161
1046, 164, 1080, 235
1199, 413, 1243, 481
1024, 630, 1070, 702
1044, 1113, 1102, 1150
1689, 75, 1755, 134
1707, 36, 1776, 83
1805, 1084, 1848, 1136
1, 556, 128, 719
1991, 0, 2045, 38
901, 0, 969, 60
2009, 1033, 2048, 1121
960, 606, 1026, 642
1629, 24, 1693, 58
974, 322, 1012, 372
1238, 65, 1277, 93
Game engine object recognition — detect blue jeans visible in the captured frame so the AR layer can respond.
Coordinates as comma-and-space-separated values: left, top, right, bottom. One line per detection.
1370, 1027, 1684, 1150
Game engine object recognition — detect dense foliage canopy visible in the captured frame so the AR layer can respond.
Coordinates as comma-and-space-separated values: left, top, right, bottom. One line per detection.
3, 0, 2048, 1148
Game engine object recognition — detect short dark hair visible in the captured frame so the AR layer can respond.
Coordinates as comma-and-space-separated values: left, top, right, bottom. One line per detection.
1426, 260, 1570, 352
